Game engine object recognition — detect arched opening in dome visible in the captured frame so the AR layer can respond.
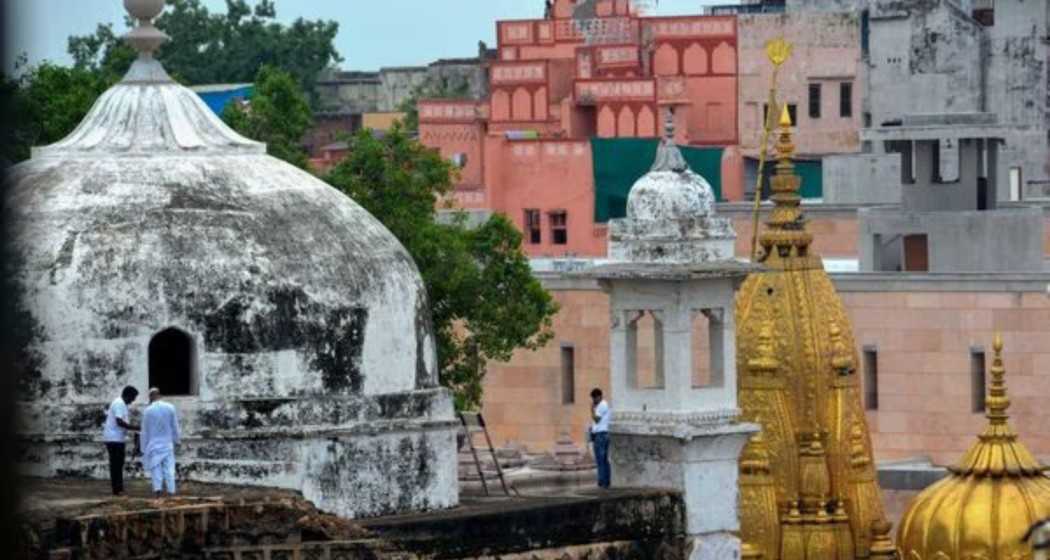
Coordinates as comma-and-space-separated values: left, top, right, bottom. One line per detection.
148, 328, 197, 396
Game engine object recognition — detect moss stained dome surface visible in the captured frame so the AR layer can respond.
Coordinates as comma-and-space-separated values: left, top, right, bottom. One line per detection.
9, 0, 458, 519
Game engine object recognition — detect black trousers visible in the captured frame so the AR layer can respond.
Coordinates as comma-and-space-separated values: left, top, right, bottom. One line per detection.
105, 442, 126, 495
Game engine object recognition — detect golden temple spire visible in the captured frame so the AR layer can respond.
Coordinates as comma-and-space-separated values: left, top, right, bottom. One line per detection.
748, 38, 793, 261
757, 103, 815, 266
986, 333, 1010, 424
897, 335, 1050, 559
949, 334, 1043, 476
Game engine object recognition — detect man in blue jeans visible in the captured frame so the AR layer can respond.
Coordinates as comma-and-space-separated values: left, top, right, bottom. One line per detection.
589, 388, 611, 488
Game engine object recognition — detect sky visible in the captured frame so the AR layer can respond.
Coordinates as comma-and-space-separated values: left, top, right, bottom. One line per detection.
4, 0, 738, 74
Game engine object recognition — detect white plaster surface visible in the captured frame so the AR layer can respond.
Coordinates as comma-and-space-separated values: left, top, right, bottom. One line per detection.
11, 55, 458, 519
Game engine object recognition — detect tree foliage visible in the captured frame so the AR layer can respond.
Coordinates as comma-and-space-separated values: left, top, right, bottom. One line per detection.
222, 65, 313, 169
69, 0, 341, 96
0, 59, 117, 163
325, 126, 558, 409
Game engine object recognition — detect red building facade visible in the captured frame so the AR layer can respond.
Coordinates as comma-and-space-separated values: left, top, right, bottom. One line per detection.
420, 0, 745, 257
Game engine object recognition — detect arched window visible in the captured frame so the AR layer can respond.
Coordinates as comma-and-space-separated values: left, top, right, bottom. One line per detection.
148, 328, 197, 396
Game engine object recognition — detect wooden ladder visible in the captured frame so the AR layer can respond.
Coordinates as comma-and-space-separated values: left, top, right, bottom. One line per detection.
458, 411, 514, 497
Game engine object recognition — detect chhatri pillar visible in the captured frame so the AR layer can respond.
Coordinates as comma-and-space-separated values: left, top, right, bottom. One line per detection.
584, 112, 760, 560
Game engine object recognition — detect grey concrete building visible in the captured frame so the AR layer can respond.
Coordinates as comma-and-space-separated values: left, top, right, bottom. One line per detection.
777, 0, 1050, 202
858, 113, 1044, 272
315, 47, 494, 115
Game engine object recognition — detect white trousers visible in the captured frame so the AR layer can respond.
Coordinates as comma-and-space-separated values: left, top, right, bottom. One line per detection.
148, 450, 176, 494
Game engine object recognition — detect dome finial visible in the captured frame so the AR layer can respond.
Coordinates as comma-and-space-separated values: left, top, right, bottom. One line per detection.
650, 106, 690, 173
986, 332, 1010, 424
124, 0, 169, 59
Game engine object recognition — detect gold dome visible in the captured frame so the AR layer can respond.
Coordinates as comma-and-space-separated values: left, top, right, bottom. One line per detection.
897, 335, 1050, 560
736, 105, 891, 559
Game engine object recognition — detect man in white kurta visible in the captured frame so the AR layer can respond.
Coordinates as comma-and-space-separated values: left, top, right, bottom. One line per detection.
140, 388, 181, 496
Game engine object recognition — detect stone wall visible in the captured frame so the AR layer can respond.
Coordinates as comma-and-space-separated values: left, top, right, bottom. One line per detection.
315, 60, 489, 115
858, 206, 1045, 272
40, 489, 688, 559
983, 0, 1050, 199
822, 153, 902, 204
787, 0, 1050, 195
737, 12, 864, 158
715, 201, 1050, 259
481, 272, 1050, 467
20, 390, 460, 520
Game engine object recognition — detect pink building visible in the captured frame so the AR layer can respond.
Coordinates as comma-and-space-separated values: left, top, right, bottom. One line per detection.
737, 13, 864, 160
419, 0, 746, 257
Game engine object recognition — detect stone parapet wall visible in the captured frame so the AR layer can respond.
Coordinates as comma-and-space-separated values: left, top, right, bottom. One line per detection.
39, 489, 687, 560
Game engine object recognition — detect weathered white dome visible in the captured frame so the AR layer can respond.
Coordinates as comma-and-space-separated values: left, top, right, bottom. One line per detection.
8, 58, 437, 404
626, 169, 717, 222
12, 4, 458, 521
608, 113, 734, 264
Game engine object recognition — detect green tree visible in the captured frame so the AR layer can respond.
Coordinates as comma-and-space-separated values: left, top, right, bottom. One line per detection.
397, 76, 473, 133
325, 126, 558, 409
69, 0, 341, 97
222, 65, 313, 169
1, 59, 116, 163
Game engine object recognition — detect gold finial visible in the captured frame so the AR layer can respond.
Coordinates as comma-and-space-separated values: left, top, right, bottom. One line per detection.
986, 333, 1010, 424
765, 37, 793, 68
779, 103, 792, 128
749, 38, 793, 261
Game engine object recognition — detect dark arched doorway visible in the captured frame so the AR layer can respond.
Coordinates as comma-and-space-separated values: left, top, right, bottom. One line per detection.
148, 328, 196, 396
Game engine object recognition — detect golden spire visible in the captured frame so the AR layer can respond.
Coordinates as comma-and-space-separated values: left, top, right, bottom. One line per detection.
748, 38, 793, 261
949, 333, 1043, 476
986, 333, 1010, 423
897, 335, 1050, 559
758, 104, 815, 266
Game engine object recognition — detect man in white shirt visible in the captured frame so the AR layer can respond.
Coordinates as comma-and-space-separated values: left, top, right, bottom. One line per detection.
589, 387, 611, 488
140, 388, 181, 497
102, 386, 140, 496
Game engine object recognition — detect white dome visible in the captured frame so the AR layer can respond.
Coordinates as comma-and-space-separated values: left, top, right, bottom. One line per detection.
9, 58, 436, 404
626, 168, 717, 222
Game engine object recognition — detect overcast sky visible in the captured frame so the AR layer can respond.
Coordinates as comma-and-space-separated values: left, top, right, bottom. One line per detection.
4, 0, 738, 74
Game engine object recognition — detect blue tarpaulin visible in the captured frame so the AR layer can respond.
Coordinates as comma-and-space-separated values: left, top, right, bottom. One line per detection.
191, 84, 254, 116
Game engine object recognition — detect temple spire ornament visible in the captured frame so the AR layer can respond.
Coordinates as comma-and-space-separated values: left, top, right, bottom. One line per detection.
897, 335, 1050, 559
122, 0, 173, 83
650, 107, 689, 173
749, 37, 793, 261
736, 79, 891, 558
125, 0, 169, 57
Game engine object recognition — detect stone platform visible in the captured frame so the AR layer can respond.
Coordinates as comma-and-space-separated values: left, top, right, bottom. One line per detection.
21, 479, 687, 559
